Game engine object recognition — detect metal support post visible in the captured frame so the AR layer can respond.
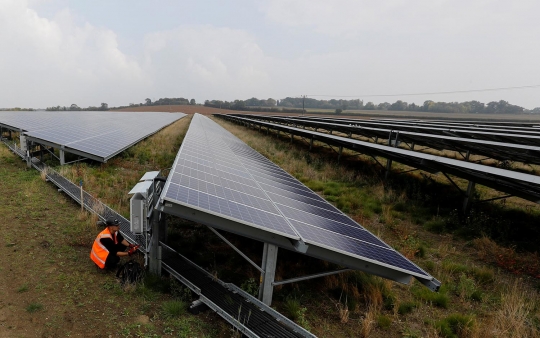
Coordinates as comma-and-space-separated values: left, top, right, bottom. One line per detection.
338, 146, 343, 163
149, 208, 162, 275
259, 243, 278, 306
309, 136, 314, 151
60, 147, 65, 165
385, 159, 393, 180
462, 181, 476, 214
20, 134, 27, 153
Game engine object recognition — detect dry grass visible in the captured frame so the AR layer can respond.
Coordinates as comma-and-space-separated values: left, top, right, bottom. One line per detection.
360, 305, 376, 337
474, 280, 540, 338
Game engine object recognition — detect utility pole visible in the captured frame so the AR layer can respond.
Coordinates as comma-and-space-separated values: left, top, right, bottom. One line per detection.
302, 95, 305, 116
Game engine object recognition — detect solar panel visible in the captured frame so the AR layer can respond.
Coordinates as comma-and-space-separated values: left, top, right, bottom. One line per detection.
161, 114, 437, 286
217, 114, 540, 204
236, 114, 540, 165
291, 117, 540, 146
0, 111, 185, 162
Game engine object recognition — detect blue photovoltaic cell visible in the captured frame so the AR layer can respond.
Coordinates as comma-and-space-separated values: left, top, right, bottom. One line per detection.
162, 114, 431, 278
0, 111, 185, 161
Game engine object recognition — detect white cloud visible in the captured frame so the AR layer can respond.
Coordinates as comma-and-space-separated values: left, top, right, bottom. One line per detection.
260, 0, 540, 39
0, 0, 145, 108
142, 25, 270, 100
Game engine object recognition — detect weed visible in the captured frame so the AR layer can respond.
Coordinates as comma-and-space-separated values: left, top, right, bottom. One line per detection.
360, 306, 376, 338
412, 285, 449, 308
282, 298, 310, 330
283, 298, 302, 321
26, 302, 43, 313
424, 218, 446, 233
170, 279, 193, 302
471, 266, 495, 285
491, 280, 539, 337
455, 274, 482, 302
441, 260, 468, 274
398, 301, 417, 315
240, 277, 259, 297
161, 300, 187, 319
376, 314, 392, 329
402, 327, 422, 338
434, 313, 475, 338
17, 284, 29, 293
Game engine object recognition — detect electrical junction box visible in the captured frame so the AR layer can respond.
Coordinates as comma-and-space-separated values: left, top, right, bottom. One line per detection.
128, 171, 161, 235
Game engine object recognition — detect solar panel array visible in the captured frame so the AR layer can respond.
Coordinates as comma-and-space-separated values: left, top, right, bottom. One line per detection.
0, 111, 185, 161
298, 116, 540, 146
162, 114, 434, 280
234, 114, 540, 165
217, 114, 540, 203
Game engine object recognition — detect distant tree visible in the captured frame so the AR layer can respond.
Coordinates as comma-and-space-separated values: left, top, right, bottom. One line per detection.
190, 99, 196, 105
100, 103, 108, 111
145, 98, 152, 106
390, 100, 408, 111
232, 100, 246, 109
365, 102, 375, 110
266, 98, 276, 107
335, 108, 343, 115
377, 102, 390, 110
70, 104, 80, 111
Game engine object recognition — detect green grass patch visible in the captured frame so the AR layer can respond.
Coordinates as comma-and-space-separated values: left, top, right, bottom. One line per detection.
441, 261, 468, 274
434, 313, 475, 338
17, 284, 29, 293
162, 300, 187, 319
412, 285, 450, 308
377, 315, 392, 329
398, 301, 417, 315
283, 298, 302, 321
26, 303, 43, 313
471, 266, 495, 285
423, 219, 446, 233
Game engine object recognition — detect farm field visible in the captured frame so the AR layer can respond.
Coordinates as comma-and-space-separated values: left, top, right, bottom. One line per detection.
1, 109, 539, 337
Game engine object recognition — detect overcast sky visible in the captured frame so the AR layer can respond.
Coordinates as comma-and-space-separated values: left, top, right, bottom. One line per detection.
2, 0, 539, 109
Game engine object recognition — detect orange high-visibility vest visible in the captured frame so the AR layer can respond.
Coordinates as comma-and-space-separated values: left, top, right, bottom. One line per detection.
90, 227, 118, 269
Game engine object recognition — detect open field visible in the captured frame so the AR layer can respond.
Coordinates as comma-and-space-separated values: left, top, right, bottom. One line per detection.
1, 110, 539, 337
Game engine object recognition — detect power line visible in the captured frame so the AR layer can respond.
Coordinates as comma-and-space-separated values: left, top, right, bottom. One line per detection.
305, 84, 540, 98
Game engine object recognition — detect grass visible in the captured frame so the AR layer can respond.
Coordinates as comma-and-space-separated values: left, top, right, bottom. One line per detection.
3, 112, 540, 337
434, 313, 475, 338
161, 300, 188, 319
397, 301, 417, 315
26, 303, 43, 313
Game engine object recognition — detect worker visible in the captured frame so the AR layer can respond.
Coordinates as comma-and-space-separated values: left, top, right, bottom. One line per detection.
90, 218, 138, 270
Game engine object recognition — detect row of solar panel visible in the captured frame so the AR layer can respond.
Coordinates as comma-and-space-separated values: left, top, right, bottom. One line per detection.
0, 111, 185, 161
235, 114, 540, 165
162, 114, 432, 279
217, 114, 540, 203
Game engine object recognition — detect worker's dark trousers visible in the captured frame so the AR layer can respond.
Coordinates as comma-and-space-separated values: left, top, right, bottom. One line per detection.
104, 244, 128, 270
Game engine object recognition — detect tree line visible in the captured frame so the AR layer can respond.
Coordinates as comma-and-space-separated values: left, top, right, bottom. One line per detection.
46, 103, 109, 111
205, 97, 540, 115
